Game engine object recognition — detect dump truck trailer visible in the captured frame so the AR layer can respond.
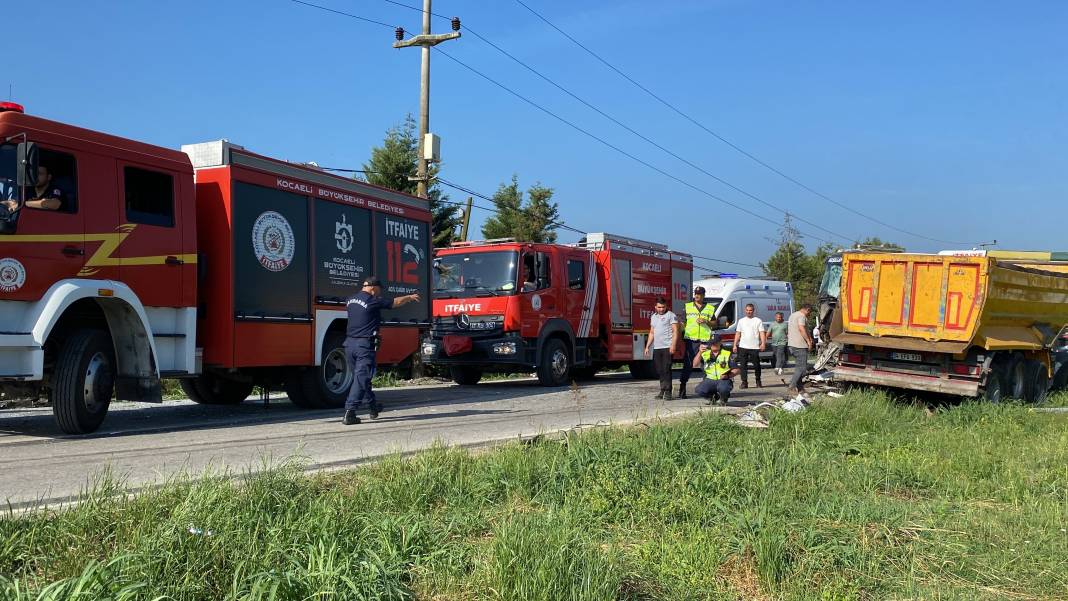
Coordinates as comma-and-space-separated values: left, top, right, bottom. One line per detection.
831, 250, 1068, 401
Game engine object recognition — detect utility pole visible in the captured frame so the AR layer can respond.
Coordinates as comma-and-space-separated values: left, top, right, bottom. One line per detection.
393, 0, 461, 199
460, 196, 473, 241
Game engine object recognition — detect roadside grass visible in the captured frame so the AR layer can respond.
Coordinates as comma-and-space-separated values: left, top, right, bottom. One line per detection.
1, 390, 1066, 600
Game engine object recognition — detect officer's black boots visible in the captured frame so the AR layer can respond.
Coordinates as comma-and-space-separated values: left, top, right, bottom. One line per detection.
343, 410, 361, 425
368, 403, 382, 420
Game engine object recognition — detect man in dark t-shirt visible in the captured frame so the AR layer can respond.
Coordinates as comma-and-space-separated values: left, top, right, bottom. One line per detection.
342, 275, 420, 425
0, 165, 65, 215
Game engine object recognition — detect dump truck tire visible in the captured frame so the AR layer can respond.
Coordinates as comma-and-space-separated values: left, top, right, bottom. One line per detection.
1023, 359, 1049, 404
51, 329, 115, 434
983, 369, 1005, 403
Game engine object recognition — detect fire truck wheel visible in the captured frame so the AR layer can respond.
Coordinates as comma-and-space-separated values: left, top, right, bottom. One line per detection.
51, 329, 115, 434
283, 371, 323, 409
571, 366, 598, 381
627, 361, 657, 380
294, 332, 352, 408
1023, 359, 1049, 404
450, 366, 483, 386
537, 338, 571, 387
182, 375, 253, 405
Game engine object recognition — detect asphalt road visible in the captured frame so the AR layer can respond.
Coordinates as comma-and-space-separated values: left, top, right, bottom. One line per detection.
0, 372, 794, 510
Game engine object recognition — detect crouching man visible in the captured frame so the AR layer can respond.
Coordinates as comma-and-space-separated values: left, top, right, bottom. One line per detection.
692, 334, 740, 405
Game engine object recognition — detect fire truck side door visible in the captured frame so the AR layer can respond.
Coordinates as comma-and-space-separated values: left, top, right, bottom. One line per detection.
3, 147, 85, 301
116, 163, 182, 308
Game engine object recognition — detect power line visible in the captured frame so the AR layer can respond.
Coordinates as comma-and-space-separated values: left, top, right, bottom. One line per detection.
433, 47, 838, 245
511, 0, 975, 247
371, 0, 853, 245
290, 0, 398, 28
323, 167, 764, 267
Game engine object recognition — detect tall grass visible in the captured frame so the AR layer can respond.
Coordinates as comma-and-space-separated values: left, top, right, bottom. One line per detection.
2, 390, 1066, 600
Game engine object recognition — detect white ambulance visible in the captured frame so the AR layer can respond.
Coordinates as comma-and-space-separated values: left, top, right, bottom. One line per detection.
691, 276, 795, 357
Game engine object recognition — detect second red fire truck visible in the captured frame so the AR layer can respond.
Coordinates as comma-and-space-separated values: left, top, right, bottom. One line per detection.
422, 234, 693, 385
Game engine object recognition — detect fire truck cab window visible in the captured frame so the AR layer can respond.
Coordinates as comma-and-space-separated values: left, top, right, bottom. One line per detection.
567, 259, 585, 290
522, 253, 551, 291
124, 166, 174, 227
1, 147, 77, 229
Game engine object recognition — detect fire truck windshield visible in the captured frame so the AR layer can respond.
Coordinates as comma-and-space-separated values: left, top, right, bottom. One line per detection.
433, 251, 518, 298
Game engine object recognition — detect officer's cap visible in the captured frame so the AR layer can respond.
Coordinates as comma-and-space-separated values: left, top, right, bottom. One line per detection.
708, 334, 722, 345
693, 285, 706, 294
362, 275, 382, 287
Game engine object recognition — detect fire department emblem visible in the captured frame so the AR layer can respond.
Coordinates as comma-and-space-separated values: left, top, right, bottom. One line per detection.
335, 214, 353, 253
0, 258, 26, 293
252, 211, 295, 272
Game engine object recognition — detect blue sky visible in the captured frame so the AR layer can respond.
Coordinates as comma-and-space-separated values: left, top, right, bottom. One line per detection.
8, 1, 1066, 272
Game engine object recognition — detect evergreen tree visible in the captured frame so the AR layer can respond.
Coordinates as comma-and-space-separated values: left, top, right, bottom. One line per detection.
481, 175, 560, 243
362, 115, 460, 247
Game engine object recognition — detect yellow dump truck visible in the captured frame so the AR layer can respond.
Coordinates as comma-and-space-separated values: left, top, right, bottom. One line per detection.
831, 250, 1068, 401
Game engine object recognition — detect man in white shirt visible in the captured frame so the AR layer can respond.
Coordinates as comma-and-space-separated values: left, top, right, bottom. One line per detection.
732, 303, 766, 388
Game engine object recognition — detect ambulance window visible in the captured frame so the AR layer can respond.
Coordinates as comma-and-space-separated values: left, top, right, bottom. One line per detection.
124, 166, 174, 227
719, 301, 736, 326
567, 259, 585, 290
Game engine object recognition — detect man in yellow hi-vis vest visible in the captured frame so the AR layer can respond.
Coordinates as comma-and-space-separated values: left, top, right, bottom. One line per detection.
692, 335, 739, 405
678, 285, 717, 398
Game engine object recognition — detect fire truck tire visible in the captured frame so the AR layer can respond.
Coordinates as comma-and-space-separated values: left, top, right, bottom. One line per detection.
537, 338, 571, 387
450, 366, 483, 386
628, 361, 657, 380
283, 371, 323, 409
1023, 359, 1049, 404
294, 332, 352, 408
182, 375, 253, 405
51, 329, 115, 435
571, 366, 598, 381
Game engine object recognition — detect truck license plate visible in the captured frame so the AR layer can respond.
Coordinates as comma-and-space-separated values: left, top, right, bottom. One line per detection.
890, 352, 923, 362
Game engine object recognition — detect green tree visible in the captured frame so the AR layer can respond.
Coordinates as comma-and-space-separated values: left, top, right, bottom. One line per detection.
853, 237, 905, 252
362, 115, 461, 247
762, 215, 822, 306
481, 175, 560, 243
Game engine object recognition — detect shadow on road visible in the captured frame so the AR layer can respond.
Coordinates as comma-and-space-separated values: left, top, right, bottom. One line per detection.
0, 373, 637, 441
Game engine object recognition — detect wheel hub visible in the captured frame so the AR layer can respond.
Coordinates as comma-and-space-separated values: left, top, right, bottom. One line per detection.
323, 348, 353, 394
551, 349, 568, 378
83, 352, 112, 412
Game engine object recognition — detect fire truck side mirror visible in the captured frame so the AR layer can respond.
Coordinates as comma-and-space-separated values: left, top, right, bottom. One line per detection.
16, 142, 38, 187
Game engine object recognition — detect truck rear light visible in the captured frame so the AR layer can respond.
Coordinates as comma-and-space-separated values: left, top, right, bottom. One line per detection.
843, 352, 865, 364
0, 102, 24, 113
950, 364, 980, 376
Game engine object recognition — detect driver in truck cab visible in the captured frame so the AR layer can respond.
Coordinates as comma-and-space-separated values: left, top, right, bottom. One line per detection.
1, 164, 65, 214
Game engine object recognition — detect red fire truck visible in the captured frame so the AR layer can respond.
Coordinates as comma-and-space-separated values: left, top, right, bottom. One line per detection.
0, 104, 431, 433
422, 233, 692, 385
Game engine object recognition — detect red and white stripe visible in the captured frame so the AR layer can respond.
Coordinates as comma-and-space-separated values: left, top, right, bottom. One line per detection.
577, 258, 597, 338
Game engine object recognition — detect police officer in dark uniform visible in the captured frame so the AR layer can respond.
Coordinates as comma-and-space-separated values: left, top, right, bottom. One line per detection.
343, 275, 421, 425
